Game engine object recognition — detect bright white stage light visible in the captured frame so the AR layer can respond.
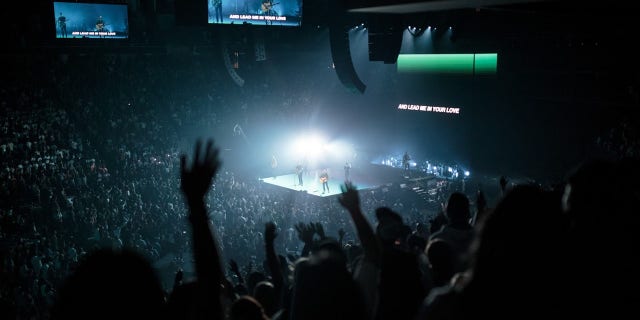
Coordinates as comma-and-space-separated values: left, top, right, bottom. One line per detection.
293, 135, 323, 155
325, 140, 355, 162
464, 171, 470, 177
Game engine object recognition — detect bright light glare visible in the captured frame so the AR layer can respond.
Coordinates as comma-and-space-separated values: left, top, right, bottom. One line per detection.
291, 134, 327, 159
308, 136, 325, 157
289, 134, 355, 167
324, 140, 355, 160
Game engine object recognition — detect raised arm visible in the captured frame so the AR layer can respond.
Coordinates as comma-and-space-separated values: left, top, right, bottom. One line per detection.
228, 259, 245, 287
338, 182, 382, 320
180, 138, 224, 319
294, 222, 316, 257
338, 181, 381, 264
264, 221, 284, 309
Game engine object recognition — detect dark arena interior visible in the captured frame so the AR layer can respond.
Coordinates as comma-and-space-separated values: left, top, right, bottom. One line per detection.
1, 0, 639, 319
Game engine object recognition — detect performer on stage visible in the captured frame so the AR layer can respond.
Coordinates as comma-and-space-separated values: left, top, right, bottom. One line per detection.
402, 151, 411, 175
344, 160, 352, 182
302, 156, 309, 176
320, 169, 329, 194
295, 163, 304, 186
271, 154, 278, 179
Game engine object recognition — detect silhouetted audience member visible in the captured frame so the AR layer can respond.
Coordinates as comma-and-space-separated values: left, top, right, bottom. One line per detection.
429, 192, 475, 274
289, 237, 367, 320
425, 239, 455, 289
374, 207, 425, 320
428, 211, 447, 235
474, 189, 488, 225
168, 281, 204, 319
50, 248, 167, 320
417, 185, 567, 319
253, 281, 277, 318
499, 176, 508, 196
246, 272, 267, 299
230, 295, 269, 320
562, 158, 640, 317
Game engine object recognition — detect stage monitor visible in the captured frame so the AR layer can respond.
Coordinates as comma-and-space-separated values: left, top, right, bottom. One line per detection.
53, 1, 129, 39
208, 0, 302, 27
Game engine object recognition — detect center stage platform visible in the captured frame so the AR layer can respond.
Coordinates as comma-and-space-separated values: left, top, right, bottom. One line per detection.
259, 173, 375, 197
258, 163, 431, 198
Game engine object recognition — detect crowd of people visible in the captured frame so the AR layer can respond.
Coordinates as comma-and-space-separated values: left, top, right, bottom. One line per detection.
1, 51, 638, 319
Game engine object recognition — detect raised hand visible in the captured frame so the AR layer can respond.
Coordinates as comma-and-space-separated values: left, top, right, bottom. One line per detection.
338, 181, 361, 213
173, 268, 184, 289
339, 181, 380, 264
499, 176, 508, 192
229, 259, 240, 274
314, 222, 326, 240
180, 138, 224, 319
265, 221, 278, 243
338, 228, 346, 240
295, 222, 314, 244
180, 138, 221, 206
476, 190, 487, 213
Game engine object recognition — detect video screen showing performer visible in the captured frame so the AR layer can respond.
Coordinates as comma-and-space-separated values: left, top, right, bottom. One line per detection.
53, 2, 129, 39
212, 0, 223, 23
207, 0, 302, 27
57, 12, 68, 38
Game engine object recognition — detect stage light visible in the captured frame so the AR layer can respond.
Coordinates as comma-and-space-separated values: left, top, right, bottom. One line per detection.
291, 134, 326, 159
448, 167, 453, 172
464, 171, 470, 177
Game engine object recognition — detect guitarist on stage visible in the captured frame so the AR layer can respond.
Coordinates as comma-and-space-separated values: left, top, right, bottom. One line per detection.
402, 151, 411, 176
320, 169, 329, 194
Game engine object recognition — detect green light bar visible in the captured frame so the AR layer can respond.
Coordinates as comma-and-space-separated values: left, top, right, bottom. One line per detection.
397, 53, 497, 74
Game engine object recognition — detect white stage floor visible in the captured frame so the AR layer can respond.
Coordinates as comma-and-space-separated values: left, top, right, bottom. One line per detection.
259, 173, 375, 197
